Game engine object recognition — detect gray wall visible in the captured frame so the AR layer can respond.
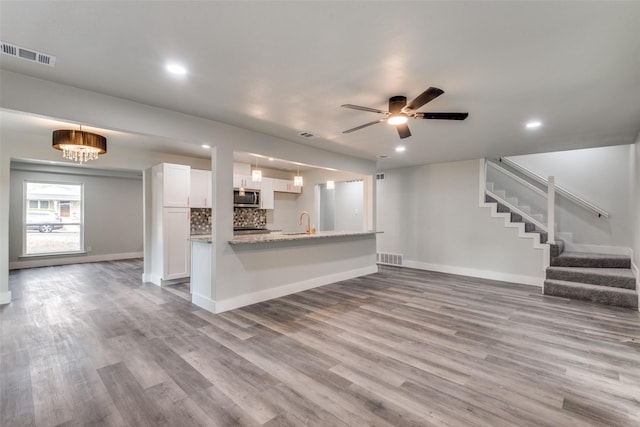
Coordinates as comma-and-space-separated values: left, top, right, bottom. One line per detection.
334, 180, 364, 231
377, 159, 546, 285
633, 140, 640, 275
9, 163, 143, 266
509, 145, 632, 250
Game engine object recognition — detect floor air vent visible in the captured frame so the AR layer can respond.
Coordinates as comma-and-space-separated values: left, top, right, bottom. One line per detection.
377, 252, 403, 266
1, 41, 56, 67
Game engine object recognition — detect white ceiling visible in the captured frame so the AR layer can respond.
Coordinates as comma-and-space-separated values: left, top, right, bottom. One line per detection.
1, 1, 640, 170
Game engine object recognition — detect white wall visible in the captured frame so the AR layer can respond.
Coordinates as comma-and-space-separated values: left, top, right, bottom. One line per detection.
632, 139, 640, 279
300, 168, 373, 232
8, 163, 143, 268
267, 192, 302, 231
377, 159, 546, 286
334, 180, 364, 231
508, 145, 632, 251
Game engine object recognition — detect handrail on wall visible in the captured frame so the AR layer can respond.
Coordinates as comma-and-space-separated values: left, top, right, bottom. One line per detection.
498, 157, 609, 219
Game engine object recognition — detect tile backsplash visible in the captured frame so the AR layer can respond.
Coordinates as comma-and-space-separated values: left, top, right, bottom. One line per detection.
234, 208, 267, 228
190, 208, 212, 235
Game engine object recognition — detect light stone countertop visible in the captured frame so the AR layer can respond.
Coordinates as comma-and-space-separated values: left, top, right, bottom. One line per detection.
228, 230, 379, 245
190, 235, 213, 243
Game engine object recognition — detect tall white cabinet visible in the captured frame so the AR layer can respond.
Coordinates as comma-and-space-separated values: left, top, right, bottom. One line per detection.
150, 163, 191, 285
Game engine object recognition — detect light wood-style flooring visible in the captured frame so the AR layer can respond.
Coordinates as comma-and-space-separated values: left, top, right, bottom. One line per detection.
2, 260, 640, 426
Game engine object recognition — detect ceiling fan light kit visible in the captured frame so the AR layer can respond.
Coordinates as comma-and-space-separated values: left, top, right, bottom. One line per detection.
387, 114, 408, 126
342, 86, 468, 139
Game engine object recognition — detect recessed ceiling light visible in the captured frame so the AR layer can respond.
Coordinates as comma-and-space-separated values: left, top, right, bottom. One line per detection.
395, 145, 406, 153
166, 63, 187, 75
201, 144, 210, 149
526, 120, 542, 129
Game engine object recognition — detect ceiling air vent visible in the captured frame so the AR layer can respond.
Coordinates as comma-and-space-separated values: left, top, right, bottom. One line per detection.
298, 132, 316, 139
1, 41, 56, 67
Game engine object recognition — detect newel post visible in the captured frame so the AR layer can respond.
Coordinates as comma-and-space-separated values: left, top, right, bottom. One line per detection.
547, 176, 555, 244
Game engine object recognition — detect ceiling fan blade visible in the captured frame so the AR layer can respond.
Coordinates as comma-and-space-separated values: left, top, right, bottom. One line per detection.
396, 123, 411, 139
341, 104, 388, 114
342, 119, 386, 134
405, 87, 444, 111
416, 112, 469, 120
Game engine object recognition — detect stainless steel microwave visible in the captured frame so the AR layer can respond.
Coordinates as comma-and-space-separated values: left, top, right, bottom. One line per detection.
233, 189, 260, 208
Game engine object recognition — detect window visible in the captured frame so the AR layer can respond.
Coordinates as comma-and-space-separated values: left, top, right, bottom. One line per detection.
24, 181, 83, 256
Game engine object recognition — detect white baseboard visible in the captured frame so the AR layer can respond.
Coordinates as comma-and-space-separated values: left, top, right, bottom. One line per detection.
9, 252, 143, 270
144, 274, 163, 286
192, 292, 216, 313
403, 260, 544, 287
0, 290, 11, 305
213, 265, 379, 314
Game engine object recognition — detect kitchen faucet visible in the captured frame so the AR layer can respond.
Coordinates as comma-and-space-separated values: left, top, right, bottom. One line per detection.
299, 211, 311, 234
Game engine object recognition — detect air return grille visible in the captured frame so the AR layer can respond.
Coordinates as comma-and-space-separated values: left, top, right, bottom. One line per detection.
377, 252, 403, 266
1, 41, 56, 67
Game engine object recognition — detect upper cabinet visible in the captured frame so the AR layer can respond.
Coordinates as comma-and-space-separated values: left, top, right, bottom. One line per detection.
190, 169, 211, 208
233, 175, 261, 190
233, 162, 301, 198
273, 178, 302, 194
160, 163, 191, 207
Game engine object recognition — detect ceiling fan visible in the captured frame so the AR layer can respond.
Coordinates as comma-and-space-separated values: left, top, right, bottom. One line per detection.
341, 87, 468, 139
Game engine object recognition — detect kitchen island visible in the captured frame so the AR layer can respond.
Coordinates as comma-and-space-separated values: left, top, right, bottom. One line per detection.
229, 230, 378, 244
190, 230, 378, 314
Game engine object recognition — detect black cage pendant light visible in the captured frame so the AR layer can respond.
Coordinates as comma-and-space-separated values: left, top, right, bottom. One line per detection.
52, 126, 107, 164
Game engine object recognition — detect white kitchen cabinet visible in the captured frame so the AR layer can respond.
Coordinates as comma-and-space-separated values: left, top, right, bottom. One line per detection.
190, 169, 211, 208
233, 174, 261, 190
273, 178, 302, 193
260, 178, 274, 209
150, 163, 192, 285
162, 207, 191, 280
161, 163, 191, 207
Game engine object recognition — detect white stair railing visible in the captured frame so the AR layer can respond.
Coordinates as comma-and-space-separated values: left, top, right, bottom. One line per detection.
547, 176, 555, 244
500, 157, 609, 218
486, 160, 549, 231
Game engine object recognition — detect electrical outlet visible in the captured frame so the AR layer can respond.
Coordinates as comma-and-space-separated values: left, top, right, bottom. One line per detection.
86, 246, 92, 252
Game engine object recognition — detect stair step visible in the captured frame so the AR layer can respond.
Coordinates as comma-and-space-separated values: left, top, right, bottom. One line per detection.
544, 279, 638, 310
546, 266, 636, 290
537, 231, 548, 244
549, 240, 565, 257
496, 203, 510, 213
551, 251, 630, 268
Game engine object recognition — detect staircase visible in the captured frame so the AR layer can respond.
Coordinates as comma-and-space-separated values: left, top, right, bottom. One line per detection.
484, 192, 638, 311
484, 194, 548, 243
545, 243, 638, 310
